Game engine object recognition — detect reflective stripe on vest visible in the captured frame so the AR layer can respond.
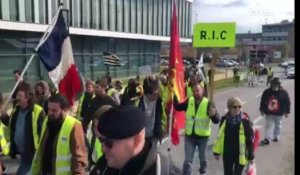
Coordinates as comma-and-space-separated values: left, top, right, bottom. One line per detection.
31, 115, 79, 175
185, 97, 211, 136
212, 120, 247, 165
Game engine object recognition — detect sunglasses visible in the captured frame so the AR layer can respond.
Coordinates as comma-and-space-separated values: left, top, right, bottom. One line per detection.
232, 105, 242, 109
98, 137, 114, 149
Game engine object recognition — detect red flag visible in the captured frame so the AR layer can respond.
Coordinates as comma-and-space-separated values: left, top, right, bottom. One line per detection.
167, 2, 186, 145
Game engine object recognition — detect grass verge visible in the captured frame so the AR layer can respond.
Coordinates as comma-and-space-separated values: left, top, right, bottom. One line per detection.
214, 78, 247, 91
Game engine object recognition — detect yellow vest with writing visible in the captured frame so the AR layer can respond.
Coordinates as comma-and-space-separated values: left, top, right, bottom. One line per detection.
212, 120, 247, 165
31, 115, 79, 175
185, 97, 211, 136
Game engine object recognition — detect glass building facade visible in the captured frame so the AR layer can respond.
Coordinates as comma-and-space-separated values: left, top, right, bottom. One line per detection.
0, 0, 192, 92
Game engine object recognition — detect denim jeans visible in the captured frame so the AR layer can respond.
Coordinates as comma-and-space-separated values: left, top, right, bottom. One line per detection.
182, 135, 209, 175
265, 114, 283, 140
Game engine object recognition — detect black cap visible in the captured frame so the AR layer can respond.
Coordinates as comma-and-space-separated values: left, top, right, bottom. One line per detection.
98, 106, 146, 139
271, 77, 281, 85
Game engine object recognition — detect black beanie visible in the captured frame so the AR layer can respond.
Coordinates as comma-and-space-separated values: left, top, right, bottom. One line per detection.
98, 105, 146, 139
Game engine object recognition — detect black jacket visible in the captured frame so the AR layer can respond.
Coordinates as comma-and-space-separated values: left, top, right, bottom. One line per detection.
79, 92, 94, 120
137, 96, 164, 140
1, 104, 45, 163
260, 87, 290, 116
90, 142, 181, 175
215, 112, 254, 161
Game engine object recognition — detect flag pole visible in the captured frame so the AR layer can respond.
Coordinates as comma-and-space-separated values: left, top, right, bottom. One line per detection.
0, 5, 64, 113
1, 54, 35, 112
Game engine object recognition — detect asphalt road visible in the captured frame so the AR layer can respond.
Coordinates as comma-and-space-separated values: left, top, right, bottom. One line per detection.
158, 67, 294, 175
3, 67, 294, 175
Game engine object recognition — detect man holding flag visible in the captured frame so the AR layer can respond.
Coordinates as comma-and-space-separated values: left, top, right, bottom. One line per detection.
167, 7, 220, 174
173, 83, 220, 175
166, 1, 187, 147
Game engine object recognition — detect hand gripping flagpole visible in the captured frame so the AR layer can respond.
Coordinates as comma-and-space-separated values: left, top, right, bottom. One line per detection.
0, 5, 64, 113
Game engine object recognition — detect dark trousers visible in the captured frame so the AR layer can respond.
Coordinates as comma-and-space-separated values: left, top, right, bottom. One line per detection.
223, 156, 244, 175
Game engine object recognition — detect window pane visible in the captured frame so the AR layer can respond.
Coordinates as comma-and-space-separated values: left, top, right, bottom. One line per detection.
129, 41, 140, 76
82, 0, 91, 28
91, 0, 100, 29
166, 0, 171, 36
116, 0, 123, 32
72, 0, 81, 27
18, 0, 26, 22
157, 0, 162, 36
142, 0, 148, 34
9, 0, 18, 21
116, 39, 129, 78
108, 0, 116, 31
162, 0, 167, 36
101, 0, 108, 30
147, 0, 153, 35
123, 0, 130, 32
136, 0, 142, 34
1, 0, 10, 20
25, 0, 33, 23
130, 0, 136, 33
153, 0, 157, 35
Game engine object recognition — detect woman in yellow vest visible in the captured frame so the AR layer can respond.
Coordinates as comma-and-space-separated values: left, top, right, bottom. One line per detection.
213, 97, 255, 175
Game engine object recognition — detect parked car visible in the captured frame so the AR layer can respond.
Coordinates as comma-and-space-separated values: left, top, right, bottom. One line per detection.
226, 59, 239, 66
216, 60, 234, 67
279, 60, 295, 68
286, 66, 295, 78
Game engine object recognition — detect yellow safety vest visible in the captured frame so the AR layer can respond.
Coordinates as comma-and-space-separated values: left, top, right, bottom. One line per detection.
31, 115, 79, 175
0, 123, 9, 155
185, 97, 211, 136
107, 88, 117, 97
89, 136, 102, 163
10, 104, 43, 149
213, 120, 247, 165
159, 84, 168, 106
86, 122, 103, 164
267, 68, 273, 76
76, 93, 95, 119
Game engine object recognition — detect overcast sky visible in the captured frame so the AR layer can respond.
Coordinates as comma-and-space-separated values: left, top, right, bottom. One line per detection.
192, 0, 294, 33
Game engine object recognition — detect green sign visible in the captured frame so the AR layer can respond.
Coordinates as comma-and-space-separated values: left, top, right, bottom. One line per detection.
193, 22, 236, 48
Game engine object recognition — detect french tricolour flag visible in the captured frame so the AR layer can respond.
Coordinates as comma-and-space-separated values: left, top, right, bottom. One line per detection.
36, 8, 81, 106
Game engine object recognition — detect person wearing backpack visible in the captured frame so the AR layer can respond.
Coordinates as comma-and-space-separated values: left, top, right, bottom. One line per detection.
213, 97, 255, 175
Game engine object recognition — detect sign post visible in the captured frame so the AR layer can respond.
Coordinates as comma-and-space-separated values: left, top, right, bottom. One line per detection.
193, 22, 236, 101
